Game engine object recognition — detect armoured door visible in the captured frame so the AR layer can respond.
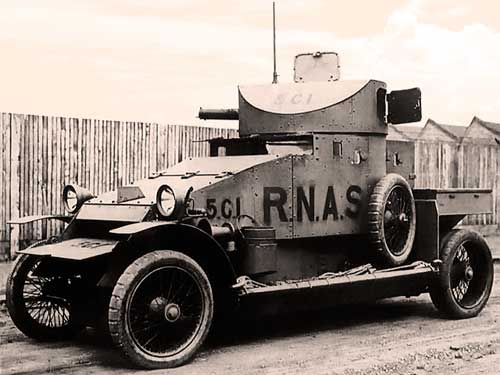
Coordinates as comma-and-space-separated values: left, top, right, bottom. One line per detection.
292, 134, 386, 238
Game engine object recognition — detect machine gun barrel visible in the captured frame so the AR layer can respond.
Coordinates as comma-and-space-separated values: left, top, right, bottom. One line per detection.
198, 108, 239, 120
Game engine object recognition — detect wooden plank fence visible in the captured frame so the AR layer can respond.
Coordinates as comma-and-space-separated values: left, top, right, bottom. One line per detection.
0, 112, 237, 260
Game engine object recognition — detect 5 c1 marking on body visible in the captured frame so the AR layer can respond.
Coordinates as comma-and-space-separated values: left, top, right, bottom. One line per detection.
206, 197, 241, 219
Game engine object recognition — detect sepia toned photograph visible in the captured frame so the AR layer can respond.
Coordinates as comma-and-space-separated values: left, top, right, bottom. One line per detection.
0, 1, 499, 374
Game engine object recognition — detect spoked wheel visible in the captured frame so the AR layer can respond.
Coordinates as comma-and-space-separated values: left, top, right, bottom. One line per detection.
430, 229, 494, 319
6, 254, 83, 340
368, 173, 416, 266
109, 251, 213, 369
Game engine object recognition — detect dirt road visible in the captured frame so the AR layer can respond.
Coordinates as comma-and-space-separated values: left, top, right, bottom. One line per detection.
1, 266, 500, 375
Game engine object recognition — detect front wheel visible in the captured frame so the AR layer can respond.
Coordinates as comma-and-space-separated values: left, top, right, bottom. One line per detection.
6, 254, 84, 340
108, 251, 214, 369
430, 229, 494, 319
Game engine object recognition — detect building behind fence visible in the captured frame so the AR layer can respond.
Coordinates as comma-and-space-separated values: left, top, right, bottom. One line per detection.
390, 117, 500, 228
414, 141, 499, 226
0, 112, 499, 260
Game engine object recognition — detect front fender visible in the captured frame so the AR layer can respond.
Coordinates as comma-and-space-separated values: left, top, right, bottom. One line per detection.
109, 221, 176, 235
8, 214, 72, 225
19, 237, 118, 260
111, 222, 237, 286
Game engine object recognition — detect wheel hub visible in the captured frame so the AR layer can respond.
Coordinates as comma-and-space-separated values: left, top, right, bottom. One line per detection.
164, 303, 181, 322
465, 266, 474, 281
40, 278, 72, 300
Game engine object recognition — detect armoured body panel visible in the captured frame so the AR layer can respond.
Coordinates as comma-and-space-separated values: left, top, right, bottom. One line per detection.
192, 156, 293, 239
292, 134, 385, 237
192, 134, 386, 239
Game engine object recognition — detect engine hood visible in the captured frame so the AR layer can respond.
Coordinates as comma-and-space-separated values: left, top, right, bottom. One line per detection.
80, 154, 278, 209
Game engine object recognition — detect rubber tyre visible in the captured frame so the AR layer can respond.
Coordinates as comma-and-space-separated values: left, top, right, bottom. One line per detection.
430, 229, 494, 319
6, 254, 83, 341
368, 173, 416, 267
108, 250, 214, 369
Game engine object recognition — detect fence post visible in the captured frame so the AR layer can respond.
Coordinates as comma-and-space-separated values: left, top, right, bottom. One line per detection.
9, 114, 21, 258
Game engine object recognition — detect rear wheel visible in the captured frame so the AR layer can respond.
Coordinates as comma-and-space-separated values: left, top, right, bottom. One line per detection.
368, 173, 416, 266
108, 250, 214, 369
430, 229, 493, 319
6, 254, 84, 341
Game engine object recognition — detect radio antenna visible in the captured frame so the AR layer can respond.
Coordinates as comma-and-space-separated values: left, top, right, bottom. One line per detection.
272, 2, 278, 84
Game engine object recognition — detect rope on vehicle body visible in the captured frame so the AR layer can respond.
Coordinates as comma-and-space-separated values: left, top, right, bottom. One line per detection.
374, 260, 429, 273
232, 275, 267, 290
318, 263, 376, 279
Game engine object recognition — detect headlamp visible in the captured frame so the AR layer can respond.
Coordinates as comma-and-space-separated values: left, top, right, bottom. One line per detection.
62, 184, 94, 213
156, 185, 177, 218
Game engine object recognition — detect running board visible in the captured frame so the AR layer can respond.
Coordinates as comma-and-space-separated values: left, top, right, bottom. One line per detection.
233, 262, 438, 303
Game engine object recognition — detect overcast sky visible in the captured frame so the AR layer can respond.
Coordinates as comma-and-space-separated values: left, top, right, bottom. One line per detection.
0, 0, 499, 128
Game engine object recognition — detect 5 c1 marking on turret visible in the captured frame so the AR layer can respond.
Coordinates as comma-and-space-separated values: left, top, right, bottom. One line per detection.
205, 185, 362, 223
274, 93, 313, 106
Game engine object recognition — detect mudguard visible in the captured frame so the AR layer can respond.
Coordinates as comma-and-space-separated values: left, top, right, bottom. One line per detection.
111, 221, 237, 285
8, 215, 73, 224
19, 238, 118, 260
109, 221, 176, 235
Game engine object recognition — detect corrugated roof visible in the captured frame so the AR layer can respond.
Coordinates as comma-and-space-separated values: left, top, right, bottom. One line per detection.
440, 124, 467, 138
391, 124, 423, 139
423, 119, 466, 140
475, 117, 500, 135
387, 125, 412, 141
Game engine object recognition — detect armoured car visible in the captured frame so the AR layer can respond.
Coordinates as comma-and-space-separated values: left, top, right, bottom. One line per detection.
6, 51, 494, 369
